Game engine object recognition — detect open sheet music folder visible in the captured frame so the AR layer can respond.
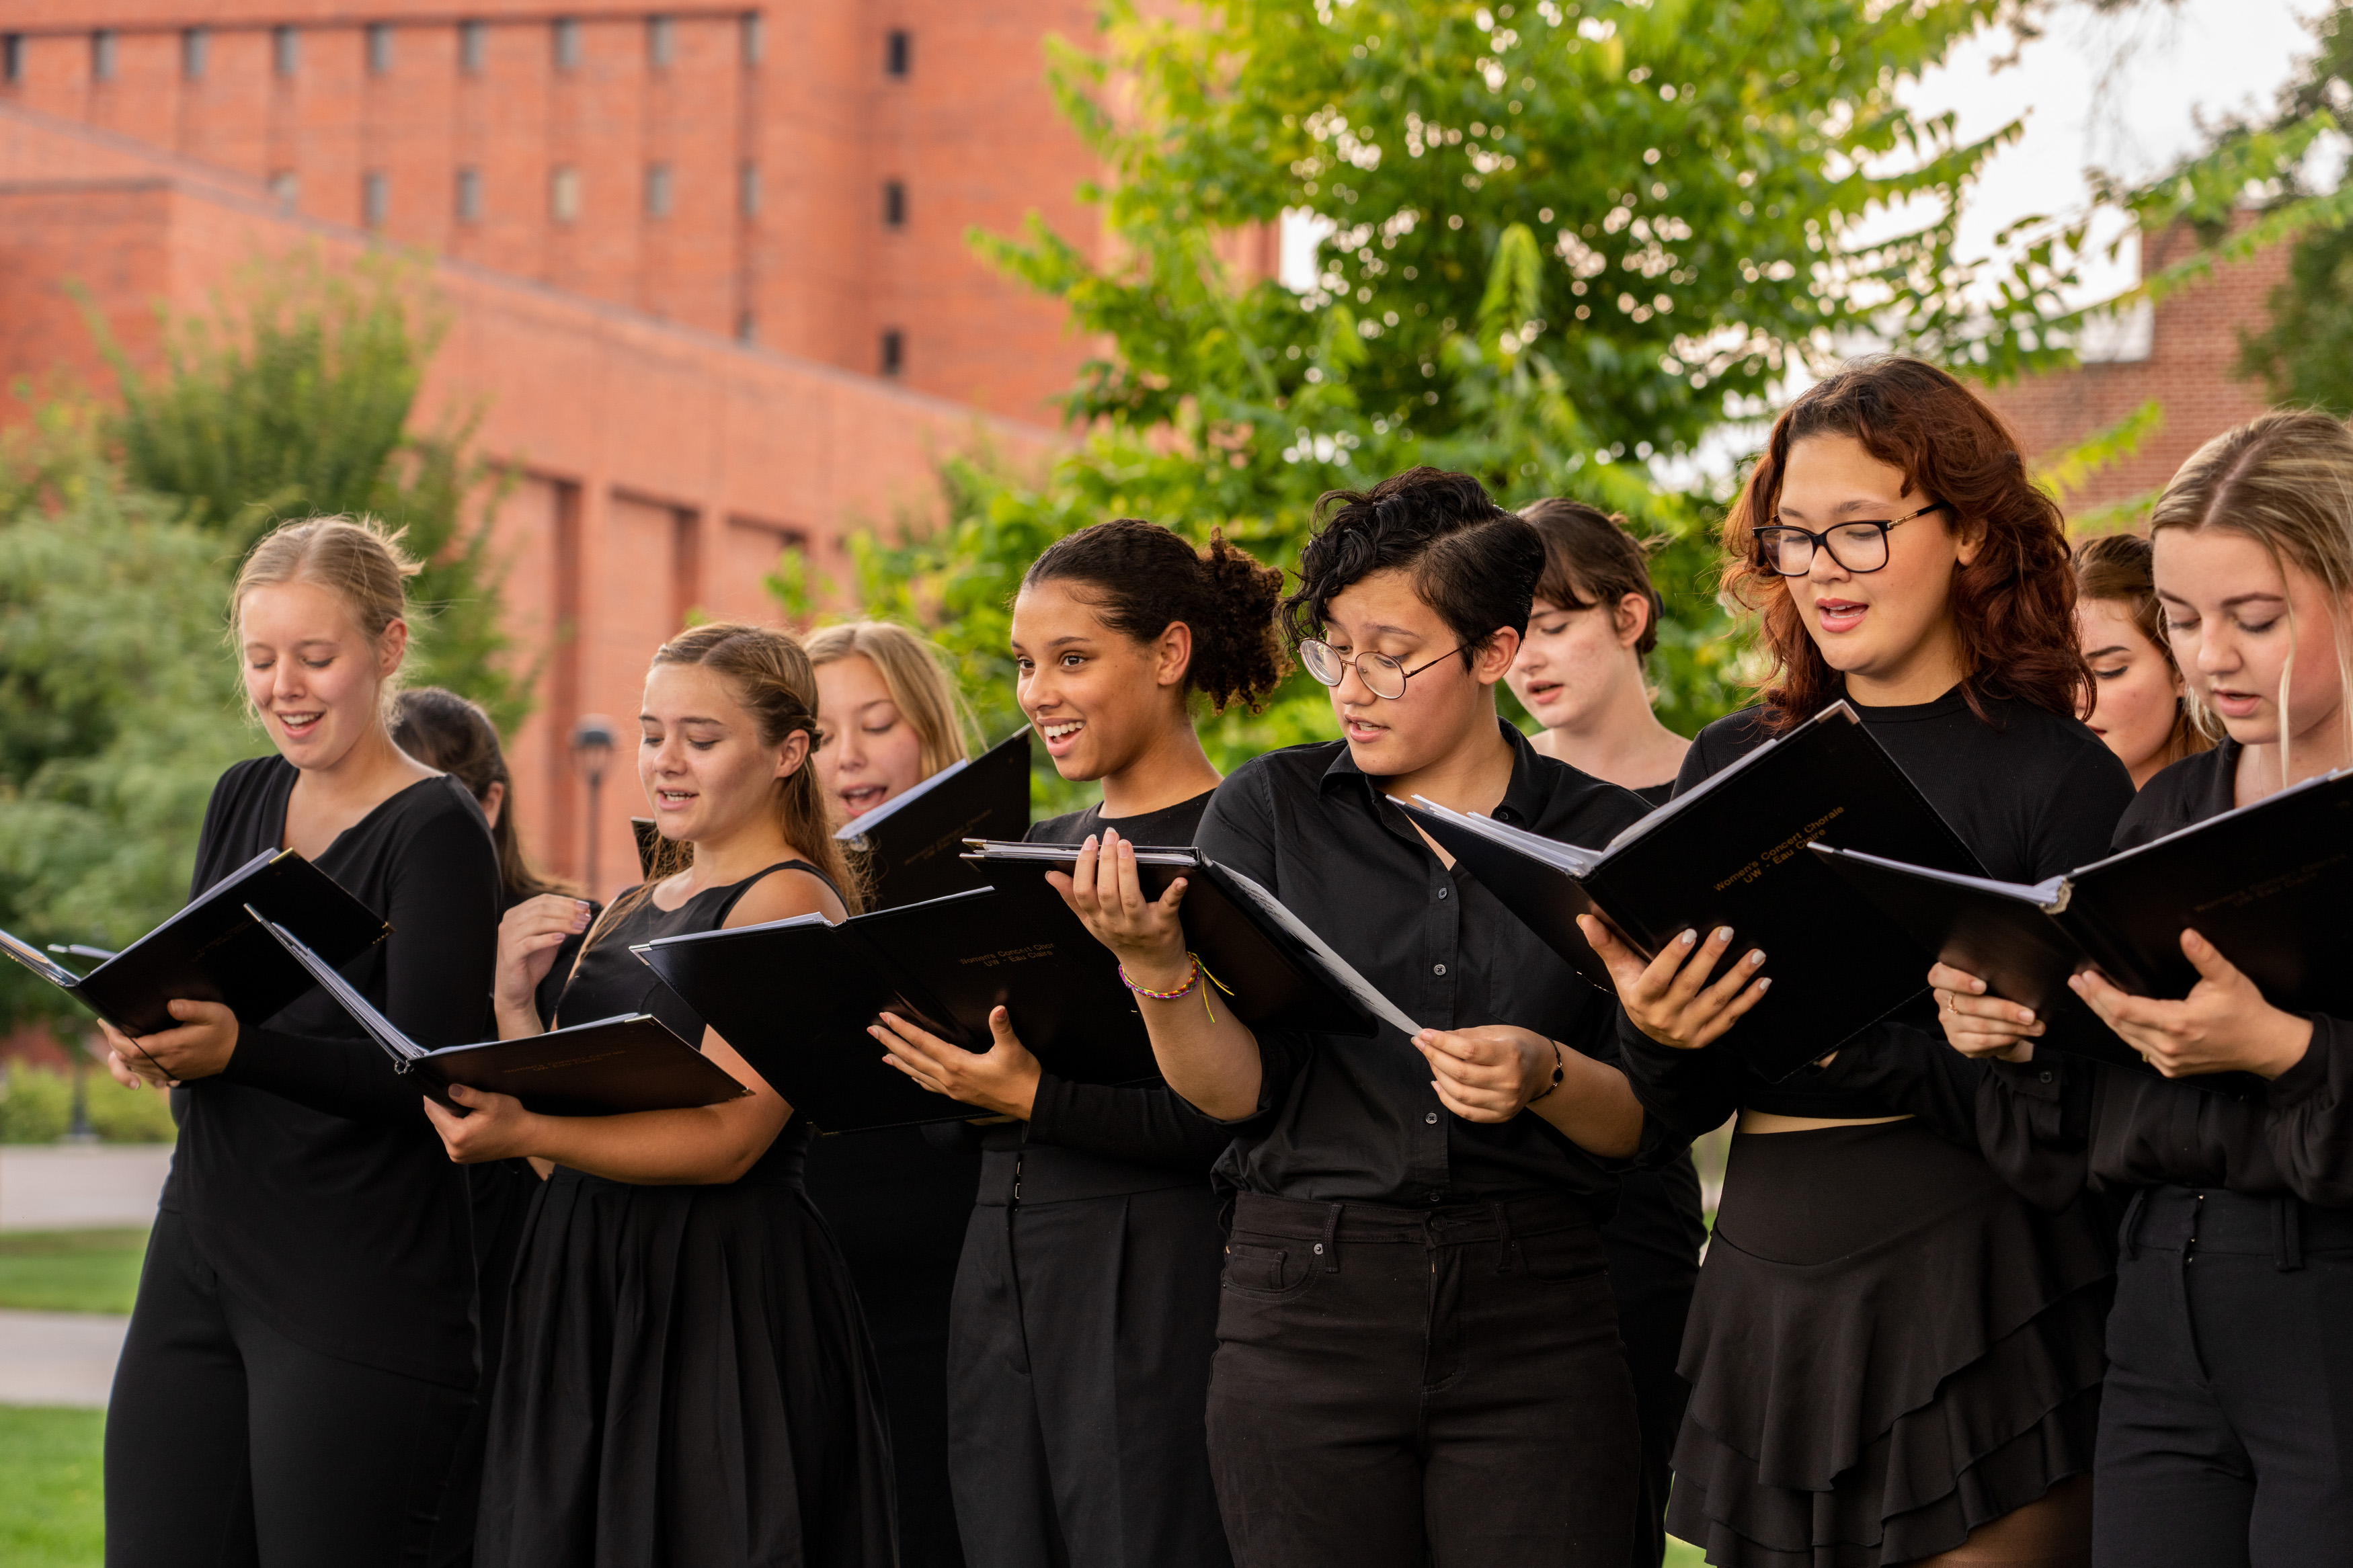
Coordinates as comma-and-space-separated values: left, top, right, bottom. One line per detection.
838, 729, 1033, 909
1810, 766, 2353, 1095
0, 850, 387, 1039
254, 911, 748, 1115
635, 849, 1419, 1134
1401, 702, 1984, 1081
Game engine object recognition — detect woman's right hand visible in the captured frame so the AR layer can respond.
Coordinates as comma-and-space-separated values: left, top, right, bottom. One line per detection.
1047, 831, 1192, 991
1577, 916, 1769, 1050
1928, 962, 2045, 1062
493, 895, 593, 1023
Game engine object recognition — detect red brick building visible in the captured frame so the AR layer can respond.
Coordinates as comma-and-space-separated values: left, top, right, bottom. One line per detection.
1985, 220, 2291, 518
0, 2, 1109, 893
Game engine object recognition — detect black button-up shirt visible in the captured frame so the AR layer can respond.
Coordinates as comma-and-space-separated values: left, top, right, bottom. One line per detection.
1193, 720, 1656, 1205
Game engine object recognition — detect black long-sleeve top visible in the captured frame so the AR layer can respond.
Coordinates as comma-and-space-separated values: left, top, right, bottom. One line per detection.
986, 790, 1238, 1173
1193, 720, 1661, 1206
163, 755, 502, 1387
1825, 739, 2353, 1210
1621, 687, 2137, 1143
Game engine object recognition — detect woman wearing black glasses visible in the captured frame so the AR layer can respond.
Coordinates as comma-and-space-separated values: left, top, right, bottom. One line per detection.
1053, 469, 1663, 1568
1575, 359, 2132, 1567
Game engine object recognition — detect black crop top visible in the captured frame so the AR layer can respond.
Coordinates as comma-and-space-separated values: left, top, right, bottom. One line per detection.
1827, 739, 2353, 1208
1620, 686, 2135, 1137
557, 860, 834, 1188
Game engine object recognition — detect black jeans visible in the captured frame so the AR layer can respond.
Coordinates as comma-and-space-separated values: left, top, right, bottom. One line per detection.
1206, 1192, 1637, 1568
2094, 1186, 2353, 1568
106, 1211, 475, 1568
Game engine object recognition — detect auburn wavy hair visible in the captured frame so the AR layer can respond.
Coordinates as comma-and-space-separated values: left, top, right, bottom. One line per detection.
1722, 356, 2089, 731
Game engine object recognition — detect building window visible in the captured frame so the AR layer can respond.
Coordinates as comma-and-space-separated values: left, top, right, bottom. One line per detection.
883, 180, 906, 229
553, 18, 581, 71
273, 26, 298, 79
885, 30, 910, 77
269, 170, 298, 208
363, 170, 389, 227
367, 23, 393, 75
644, 163, 672, 218
739, 160, 760, 218
92, 30, 116, 83
735, 311, 756, 344
3, 34, 24, 86
183, 28, 208, 81
459, 20, 487, 75
742, 12, 764, 67
647, 16, 674, 69
880, 329, 904, 377
551, 165, 581, 222
455, 167, 482, 222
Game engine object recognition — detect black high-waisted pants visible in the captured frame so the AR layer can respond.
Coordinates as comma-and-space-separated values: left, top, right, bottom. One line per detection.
106, 1211, 475, 1568
2093, 1185, 2353, 1568
1206, 1190, 1637, 1568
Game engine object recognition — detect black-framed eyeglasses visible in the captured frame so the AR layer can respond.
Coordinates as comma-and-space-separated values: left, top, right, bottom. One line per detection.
1753, 500, 1950, 577
1298, 638, 1465, 700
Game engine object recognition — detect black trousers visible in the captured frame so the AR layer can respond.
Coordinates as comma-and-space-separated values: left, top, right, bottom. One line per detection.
107, 1211, 476, 1568
1599, 1162, 1704, 1568
1207, 1191, 1638, 1568
947, 1149, 1230, 1568
2094, 1186, 2353, 1568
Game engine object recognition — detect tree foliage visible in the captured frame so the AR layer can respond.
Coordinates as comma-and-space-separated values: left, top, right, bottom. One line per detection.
103, 249, 524, 731
837, 0, 2085, 794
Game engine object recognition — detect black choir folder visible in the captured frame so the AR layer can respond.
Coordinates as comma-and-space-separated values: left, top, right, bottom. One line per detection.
634, 850, 1419, 1133
1812, 766, 2353, 1089
0, 850, 387, 1039
1400, 702, 1984, 1081
255, 913, 748, 1115
838, 729, 1033, 910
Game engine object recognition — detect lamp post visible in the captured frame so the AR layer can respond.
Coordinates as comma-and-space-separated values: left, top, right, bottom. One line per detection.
569, 714, 618, 897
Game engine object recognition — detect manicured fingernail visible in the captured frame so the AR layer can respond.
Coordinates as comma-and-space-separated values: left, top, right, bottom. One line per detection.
1756, 977, 1772, 993
1747, 950, 1765, 966
1714, 927, 1734, 942
1679, 930, 1698, 948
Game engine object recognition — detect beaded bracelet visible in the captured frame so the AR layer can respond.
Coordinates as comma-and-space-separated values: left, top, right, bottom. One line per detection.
1119, 952, 1233, 1022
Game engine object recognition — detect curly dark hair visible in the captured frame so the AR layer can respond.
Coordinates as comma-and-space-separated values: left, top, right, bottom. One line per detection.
1283, 466, 1544, 665
1722, 356, 2089, 731
1022, 518, 1291, 712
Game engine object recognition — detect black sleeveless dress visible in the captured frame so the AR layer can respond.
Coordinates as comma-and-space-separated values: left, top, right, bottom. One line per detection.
475, 862, 898, 1568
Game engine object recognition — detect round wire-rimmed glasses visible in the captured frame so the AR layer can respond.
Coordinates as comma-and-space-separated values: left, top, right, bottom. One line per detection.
1752, 500, 1950, 577
1297, 638, 1466, 700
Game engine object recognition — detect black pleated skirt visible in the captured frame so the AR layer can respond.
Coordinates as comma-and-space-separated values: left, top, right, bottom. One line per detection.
476, 1164, 898, 1568
1668, 1119, 2112, 1567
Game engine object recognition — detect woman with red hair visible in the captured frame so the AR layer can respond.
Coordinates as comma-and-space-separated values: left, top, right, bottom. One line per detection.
1577, 358, 2132, 1566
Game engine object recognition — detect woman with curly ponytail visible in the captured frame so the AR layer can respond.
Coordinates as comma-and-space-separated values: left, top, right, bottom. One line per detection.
429, 622, 895, 1568
871, 518, 1288, 1568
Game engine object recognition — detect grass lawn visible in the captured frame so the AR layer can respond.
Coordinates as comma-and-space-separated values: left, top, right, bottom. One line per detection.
0, 1407, 104, 1567
1665, 1536, 1708, 1566
0, 1229, 149, 1315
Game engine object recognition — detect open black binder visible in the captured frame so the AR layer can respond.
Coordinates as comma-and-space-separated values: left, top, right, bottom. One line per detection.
1810, 766, 2353, 1091
0, 850, 387, 1039
1400, 702, 1985, 1080
635, 852, 1418, 1133
255, 913, 748, 1115
838, 729, 1033, 909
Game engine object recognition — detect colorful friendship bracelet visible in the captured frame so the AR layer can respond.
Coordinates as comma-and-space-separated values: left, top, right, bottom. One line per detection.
1118, 951, 1234, 1022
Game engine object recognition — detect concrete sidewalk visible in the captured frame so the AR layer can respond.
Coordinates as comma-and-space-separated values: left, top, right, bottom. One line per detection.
0, 1308, 125, 1408
1, 1143, 172, 1232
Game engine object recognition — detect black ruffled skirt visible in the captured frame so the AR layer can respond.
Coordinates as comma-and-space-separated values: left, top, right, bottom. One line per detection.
476, 1163, 898, 1568
1668, 1120, 2112, 1567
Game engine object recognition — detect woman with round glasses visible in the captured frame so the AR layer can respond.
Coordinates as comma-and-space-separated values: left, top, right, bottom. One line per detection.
1576, 358, 2132, 1567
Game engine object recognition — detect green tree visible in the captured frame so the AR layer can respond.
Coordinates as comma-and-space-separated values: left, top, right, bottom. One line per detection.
2236, 6, 2353, 411
838, 0, 2083, 788
103, 248, 525, 730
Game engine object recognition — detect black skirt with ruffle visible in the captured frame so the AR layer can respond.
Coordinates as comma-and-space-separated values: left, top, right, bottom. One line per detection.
1667, 1119, 2112, 1567
475, 1146, 898, 1568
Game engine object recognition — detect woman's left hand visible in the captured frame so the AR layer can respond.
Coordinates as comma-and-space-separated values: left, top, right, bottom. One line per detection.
97, 999, 239, 1085
2069, 927, 2313, 1079
873, 1007, 1043, 1120
1414, 1024, 1559, 1122
421, 1083, 545, 1163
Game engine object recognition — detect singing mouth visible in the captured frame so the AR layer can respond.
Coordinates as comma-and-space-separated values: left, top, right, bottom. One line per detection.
276, 710, 323, 736
838, 782, 889, 815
